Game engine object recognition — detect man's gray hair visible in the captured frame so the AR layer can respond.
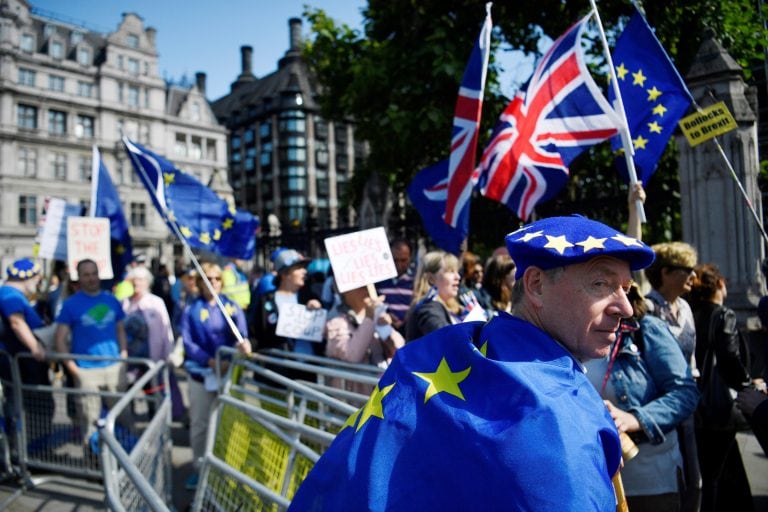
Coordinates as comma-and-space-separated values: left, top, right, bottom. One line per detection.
510, 266, 564, 309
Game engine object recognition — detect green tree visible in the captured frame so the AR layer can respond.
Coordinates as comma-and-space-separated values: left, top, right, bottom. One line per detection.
303, 0, 768, 250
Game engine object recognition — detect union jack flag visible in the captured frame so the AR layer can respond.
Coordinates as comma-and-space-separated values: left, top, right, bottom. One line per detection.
444, 4, 492, 228
476, 12, 621, 221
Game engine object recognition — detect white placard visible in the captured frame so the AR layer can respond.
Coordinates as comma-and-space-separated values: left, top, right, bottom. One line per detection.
275, 303, 327, 342
37, 198, 83, 261
324, 227, 397, 293
66, 217, 113, 280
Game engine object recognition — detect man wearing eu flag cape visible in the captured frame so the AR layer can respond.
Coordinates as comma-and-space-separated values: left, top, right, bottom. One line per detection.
290, 215, 655, 510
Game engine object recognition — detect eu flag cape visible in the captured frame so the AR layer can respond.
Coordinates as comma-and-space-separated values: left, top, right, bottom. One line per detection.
290, 314, 622, 511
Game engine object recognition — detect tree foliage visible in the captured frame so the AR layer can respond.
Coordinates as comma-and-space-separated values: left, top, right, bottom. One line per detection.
303, 0, 768, 250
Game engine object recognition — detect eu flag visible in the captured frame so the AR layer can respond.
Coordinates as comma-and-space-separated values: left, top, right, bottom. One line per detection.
90, 145, 132, 279
290, 315, 622, 511
123, 138, 259, 260
407, 160, 465, 255
609, 9, 693, 183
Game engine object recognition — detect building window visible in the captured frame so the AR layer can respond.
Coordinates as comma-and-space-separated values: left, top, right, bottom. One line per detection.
127, 57, 139, 75
260, 142, 272, 167
143, 88, 150, 108
174, 134, 187, 157
336, 153, 349, 172
130, 202, 146, 227
316, 141, 329, 167
127, 86, 139, 107
18, 68, 36, 86
70, 31, 83, 45
118, 83, 124, 103
77, 81, 94, 98
139, 124, 149, 144
78, 47, 90, 66
19, 195, 37, 225
334, 124, 348, 145
78, 155, 90, 181
191, 137, 202, 160
48, 74, 64, 92
20, 33, 34, 53
315, 119, 328, 140
51, 152, 67, 180
260, 121, 271, 139
126, 33, 139, 49
18, 147, 37, 177
231, 135, 241, 151
43, 24, 55, 39
50, 41, 63, 59
117, 55, 124, 70
244, 129, 255, 145
17, 104, 37, 129
48, 110, 67, 135
279, 110, 306, 133
75, 115, 94, 139
206, 140, 217, 161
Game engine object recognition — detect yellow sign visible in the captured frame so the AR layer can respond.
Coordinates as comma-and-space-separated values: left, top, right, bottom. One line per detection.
678, 101, 737, 147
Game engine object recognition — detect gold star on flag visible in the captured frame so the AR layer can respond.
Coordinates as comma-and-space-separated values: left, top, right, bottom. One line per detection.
648, 121, 662, 134
616, 63, 629, 80
356, 382, 395, 431
213, 229, 221, 241
199, 232, 211, 244
632, 69, 646, 87
576, 236, 607, 252
341, 408, 361, 431
163, 172, 175, 186
646, 86, 662, 102
116, 244, 125, 255
543, 235, 574, 255
180, 226, 192, 238
611, 234, 643, 247
479, 340, 489, 357
652, 103, 667, 117
633, 135, 648, 150
222, 218, 234, 230
413, 358, 471, 404
200, 308, 209, 322
225, 303, 236, 317
517, 230, 543, 242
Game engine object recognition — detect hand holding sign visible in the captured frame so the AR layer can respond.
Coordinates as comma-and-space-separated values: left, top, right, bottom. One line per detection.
275, 303, 328, 342
324, 227, 397, 294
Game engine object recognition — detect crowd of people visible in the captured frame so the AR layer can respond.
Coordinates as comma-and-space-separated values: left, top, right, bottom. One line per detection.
1, 204, 767, 507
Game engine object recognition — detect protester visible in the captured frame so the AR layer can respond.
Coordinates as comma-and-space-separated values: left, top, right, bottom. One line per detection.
180, 262, 251, 490
150, 263, 174, 316
585, 283, 699, 511
376, 239, 414, 335
221, 258, 251, 310
481, 253, 516, 317
289, 215, 656, 510
54, 259, 130, 448
460, 250, 492, 311
250, 249, 322, 354
405, 250, 462, 342
688, 263, 754, 512
171, 267, 198, 336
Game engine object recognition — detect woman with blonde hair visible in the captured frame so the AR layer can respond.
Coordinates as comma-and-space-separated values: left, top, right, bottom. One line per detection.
405, 251, 462, 342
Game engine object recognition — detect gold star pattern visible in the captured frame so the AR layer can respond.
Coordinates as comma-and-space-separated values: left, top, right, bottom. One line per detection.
213, 229, 222, 241
633, 135, 648, 150
200, 308, 209, 322
648, 121, 663, 134
479, 340, 489, 357
616, 63, 629, 80
543, 235, 574, 255
413, 358, 471, 404
575, 236, 607, 253
225, 303, 236, 317
341, 408, 361, 431
517, 230, 543, 242
116, 244, 125, 255
611, 234, 643, 247
180, 226, 192, 238
632, 69, 646, 87
199, 232, 211, 244
222, 218, 234, 230
356, 382, 395, 431
163, 172, 175, 186
646, 86, 662, 102
652, 104, 667, 117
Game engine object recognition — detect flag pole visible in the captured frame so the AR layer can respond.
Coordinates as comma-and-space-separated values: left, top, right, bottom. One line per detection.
122, 137, 249, 349
589, 0, 646, 223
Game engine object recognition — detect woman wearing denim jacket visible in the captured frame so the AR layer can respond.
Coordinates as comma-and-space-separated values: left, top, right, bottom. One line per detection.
586, 284, 699, 512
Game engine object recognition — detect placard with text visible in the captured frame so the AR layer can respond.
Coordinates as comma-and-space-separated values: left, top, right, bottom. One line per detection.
324, 227, 397, 293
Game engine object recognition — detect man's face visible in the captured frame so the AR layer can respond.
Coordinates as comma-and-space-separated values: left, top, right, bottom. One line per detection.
77, 262, 101, 294
392, 245, 411, 276
537, 256, 633, 361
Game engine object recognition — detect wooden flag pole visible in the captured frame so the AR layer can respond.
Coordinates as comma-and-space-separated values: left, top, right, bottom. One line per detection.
589, 0, 646, 224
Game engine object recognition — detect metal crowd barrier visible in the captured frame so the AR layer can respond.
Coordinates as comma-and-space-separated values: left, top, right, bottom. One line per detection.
191, 348, 385, 511
0, 349, 168, 510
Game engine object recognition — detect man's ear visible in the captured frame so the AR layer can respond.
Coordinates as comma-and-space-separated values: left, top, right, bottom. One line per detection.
522, 267, 546, 308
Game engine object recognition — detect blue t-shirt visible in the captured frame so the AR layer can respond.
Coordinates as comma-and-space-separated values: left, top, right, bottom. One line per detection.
0, 285, 44, 353
56, 291, 125, 368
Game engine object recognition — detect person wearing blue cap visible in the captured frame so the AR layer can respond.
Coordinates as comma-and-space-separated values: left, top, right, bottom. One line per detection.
289, 215, 655, 511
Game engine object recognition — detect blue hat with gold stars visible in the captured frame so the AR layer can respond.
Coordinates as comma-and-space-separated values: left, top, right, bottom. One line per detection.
505, 215, 655, 279
6, 258, 41, 281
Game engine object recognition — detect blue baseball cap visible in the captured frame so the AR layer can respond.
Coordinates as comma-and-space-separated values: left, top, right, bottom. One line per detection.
273, 249, 310, 273
6, 258, 41, 280
505, 215, 655, 279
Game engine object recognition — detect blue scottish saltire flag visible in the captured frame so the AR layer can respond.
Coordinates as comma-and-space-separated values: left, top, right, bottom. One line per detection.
90, 145, 132, 278
477, 12, 621, 221
407, 160, 465, 255
609, 9, 693, 184
289, 316, 622, 511
123, 138, 259, 259
444, 4, 492, 229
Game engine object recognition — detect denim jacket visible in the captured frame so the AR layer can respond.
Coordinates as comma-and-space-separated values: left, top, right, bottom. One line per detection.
610, 315, 700, 445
